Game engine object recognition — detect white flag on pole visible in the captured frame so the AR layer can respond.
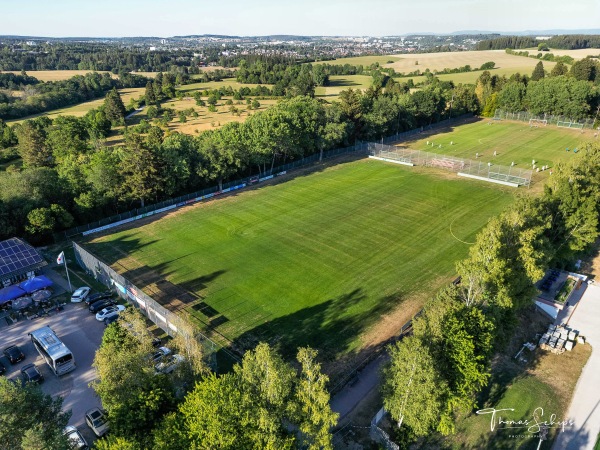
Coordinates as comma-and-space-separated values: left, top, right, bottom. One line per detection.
57, 251, 65, 265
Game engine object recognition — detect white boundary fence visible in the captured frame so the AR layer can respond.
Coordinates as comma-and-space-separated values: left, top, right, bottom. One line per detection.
368, 143, 533, 187
73, 242, 232, 370
493, 109, 595, 129
370, 407, 400, 450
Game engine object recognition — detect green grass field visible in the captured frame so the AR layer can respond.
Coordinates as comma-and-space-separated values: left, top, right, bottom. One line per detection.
6, 88, 146, 124
315, 75, 374, 99
397, 119, 595, 183
454, 375, 560, 449
87, 159, 515, 367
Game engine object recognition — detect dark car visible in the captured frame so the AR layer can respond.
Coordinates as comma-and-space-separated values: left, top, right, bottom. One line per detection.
0, 360, 5, 375
3, 345, 25, 364
89, 298, 116, 313
21, 363, 44, 384
85, 291, 113, 306
104, 314, 120, 326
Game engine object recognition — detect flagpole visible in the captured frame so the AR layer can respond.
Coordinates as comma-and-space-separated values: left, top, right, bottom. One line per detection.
62, 255, 73, 293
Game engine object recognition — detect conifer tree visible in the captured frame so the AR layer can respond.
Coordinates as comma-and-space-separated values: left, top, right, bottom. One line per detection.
531, 61, 545, 81
103, 87, 126, 126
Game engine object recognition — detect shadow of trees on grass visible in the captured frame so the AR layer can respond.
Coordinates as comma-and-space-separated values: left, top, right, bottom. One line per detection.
233, 287, 402, 364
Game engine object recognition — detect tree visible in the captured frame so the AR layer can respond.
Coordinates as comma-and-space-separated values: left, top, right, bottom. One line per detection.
294, 347, 338, 450
382, 336, 447, 436
177, 343, 336, 450
15, 119, 52, 167
531, 61, 545, 81
497, 81, 526, 112
25, 203, 74, 240
0, 377, 71, 450
91, 311, 177, 446
569, 57, 599, 82
46, 115, 90, 162
117, 133, 162, 207
145, 81, 156, 106
551, 61, 568, 77
0, 118, 17, 148
104, 87, 127, 126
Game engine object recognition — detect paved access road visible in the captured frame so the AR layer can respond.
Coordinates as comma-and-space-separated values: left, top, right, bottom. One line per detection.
553, 282, 600, 450
1, 300, 106, 445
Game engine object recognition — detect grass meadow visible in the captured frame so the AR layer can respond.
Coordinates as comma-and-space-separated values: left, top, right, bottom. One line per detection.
87, 159, 515, 373
6, 88, 146, 124
396, 119, 596, 184
450, 343, 591, 449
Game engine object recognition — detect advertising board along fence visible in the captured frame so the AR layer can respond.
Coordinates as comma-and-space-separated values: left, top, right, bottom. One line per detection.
58, 142, 369, 241
72, 242, 231, 369
368, 143, 533, 187
56, 113, 474, 242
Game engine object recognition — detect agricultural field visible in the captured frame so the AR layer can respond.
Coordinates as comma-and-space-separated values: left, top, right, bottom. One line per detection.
383, 50, 558, 74
396, 119, 596, 183
132, 66, 229, 78
5, 70, 116, 81
314, 55, 402, 66
316, 50, 564, 85
86, 159, 515, 374
523, 48, 600, 59
315, 74, 374, 99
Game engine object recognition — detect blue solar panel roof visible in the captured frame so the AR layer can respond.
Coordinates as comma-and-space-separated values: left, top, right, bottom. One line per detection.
0, 238, 46, 279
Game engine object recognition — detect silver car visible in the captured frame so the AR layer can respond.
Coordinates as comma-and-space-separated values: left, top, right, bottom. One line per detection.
85, 407, 109, 437
63, 425, 88, 449
71, 287, 91, 303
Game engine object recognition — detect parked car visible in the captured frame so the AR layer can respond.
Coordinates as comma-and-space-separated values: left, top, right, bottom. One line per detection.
95, 305, 125, 321
89, 298, 116, 313
3, 344, 25, 364
0, 360, 5, 375
63, 425, 88, 450
104, 314, 120, 326
85, 291, 112, 306
85, 407, 110, 437
151, 346, 172, 363
71, 287, 91, 303
21, 363, 44, 384
155, 354, 185, 374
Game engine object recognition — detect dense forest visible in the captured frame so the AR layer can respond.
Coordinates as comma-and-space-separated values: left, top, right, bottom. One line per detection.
0, 42, 238, 72
546, 34, 600, 50
475, 36, 538, 50
475, 58, 600, 117
476, 34, 600, 51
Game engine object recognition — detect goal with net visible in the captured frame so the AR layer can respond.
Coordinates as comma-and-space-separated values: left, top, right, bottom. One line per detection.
557, 121, 584, 129
529, 118, 547, 126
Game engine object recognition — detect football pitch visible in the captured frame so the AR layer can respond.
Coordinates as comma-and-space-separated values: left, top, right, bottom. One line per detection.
397, 119, 595, 181
87, 159, 515, 364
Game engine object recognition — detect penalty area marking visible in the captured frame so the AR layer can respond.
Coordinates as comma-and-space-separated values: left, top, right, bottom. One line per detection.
450, 216, 475, 245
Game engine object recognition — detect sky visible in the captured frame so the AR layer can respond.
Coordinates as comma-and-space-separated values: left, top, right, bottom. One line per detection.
3, 0, 600, 37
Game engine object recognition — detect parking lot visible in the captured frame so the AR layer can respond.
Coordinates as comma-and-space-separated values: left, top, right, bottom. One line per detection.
1, 298, 106, 445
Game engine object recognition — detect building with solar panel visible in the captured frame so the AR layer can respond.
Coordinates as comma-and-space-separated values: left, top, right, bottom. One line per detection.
0, 238, 47, 287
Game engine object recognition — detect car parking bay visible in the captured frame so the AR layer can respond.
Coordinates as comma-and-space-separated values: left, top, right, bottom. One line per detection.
0, 300, 106, 445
